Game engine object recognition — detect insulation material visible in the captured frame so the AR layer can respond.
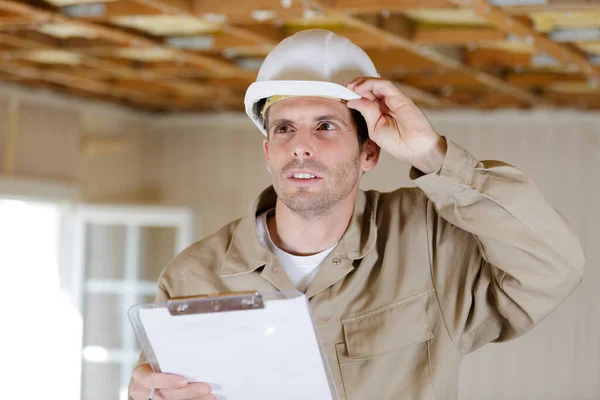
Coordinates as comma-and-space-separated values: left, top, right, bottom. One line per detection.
22, 49, 81, 65
39, 23, 97, 39
530, 11, 600, 32
404, 8, 489, 27
43, 0, 116, 5
111, 15, 221, 36
115, 48, 177, 62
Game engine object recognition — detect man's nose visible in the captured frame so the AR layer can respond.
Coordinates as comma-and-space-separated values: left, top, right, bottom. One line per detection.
293, 145, 313, 159
292, 131, 314, 160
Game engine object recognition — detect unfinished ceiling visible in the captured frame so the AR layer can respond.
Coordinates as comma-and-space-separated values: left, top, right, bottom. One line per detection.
1, 0, 600, 112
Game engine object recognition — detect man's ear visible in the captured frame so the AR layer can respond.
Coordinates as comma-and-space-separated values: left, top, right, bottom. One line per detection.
361, 139, 380, 172
263, 137, 272, 174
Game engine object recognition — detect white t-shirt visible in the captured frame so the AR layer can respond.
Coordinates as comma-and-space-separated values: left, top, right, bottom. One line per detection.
256, 210, 336, 292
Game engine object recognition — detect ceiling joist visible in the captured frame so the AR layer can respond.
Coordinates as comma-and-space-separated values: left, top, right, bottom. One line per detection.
0, 0, 599, 111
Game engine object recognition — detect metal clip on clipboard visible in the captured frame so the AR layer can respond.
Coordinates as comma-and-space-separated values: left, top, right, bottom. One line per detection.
166, 291, 264, 316
128, 291, 339, 400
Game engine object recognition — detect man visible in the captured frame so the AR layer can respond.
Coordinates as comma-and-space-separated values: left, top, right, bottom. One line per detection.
129, 29, 586, 400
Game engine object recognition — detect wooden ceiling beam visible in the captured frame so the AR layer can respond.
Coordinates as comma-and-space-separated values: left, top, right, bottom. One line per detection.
543, 92, 600, 109
188, 0, 453, 15
502, 0, 600, 14
0, 32, 52, 49
0, 59, 172, 108
338, 27, 506, 48
77, 0, 163, 20
0, 37, 237, 99
312, 1, 547, 106
463, 0, 600, 81
446, 90, 529, 109
400, 72, 482, 89
129, 0, 278, 47
413, 28, 506, 46
0, 16, 34, 31
465, 47, 533, 70
393, 81, 457, 108
67, 0, 452, 23
128, 0, 451, 106
505, 72, 587, 88
0, 0, 240, 74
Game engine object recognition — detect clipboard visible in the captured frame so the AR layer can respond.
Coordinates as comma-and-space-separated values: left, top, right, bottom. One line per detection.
128, 291, 339, 400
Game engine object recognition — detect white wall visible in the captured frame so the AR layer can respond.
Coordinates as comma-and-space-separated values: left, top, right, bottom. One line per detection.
0, 84, 155, 203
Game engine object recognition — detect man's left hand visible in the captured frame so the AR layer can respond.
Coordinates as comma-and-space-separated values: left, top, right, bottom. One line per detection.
347, 77, 447, 174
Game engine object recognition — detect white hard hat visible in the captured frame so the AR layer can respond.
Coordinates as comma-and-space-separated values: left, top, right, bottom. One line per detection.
244, 29, 380, 136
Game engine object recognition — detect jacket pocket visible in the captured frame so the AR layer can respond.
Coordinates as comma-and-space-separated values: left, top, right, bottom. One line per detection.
336, 292, 435, 399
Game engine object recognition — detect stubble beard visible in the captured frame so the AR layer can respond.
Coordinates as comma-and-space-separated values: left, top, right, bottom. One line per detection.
272, 153, 362, 220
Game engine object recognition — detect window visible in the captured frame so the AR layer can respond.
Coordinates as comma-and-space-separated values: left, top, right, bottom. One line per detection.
73, 205, 195, 400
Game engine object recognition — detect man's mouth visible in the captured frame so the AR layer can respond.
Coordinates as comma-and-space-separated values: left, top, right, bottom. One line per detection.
287, 170, 323, 182
292, 173, 317, 179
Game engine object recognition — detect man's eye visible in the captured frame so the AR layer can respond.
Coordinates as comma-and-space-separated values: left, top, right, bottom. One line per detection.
317, 122, 336, 130
274, 125, 292, 134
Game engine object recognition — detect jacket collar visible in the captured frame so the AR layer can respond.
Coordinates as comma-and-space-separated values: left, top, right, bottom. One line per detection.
220, 186, 377, 277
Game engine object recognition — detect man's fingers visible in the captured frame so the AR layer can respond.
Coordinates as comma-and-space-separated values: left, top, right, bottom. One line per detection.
156, 383, 212, 400
347, 98, 382, 133
128, 384, 151, 400
347, 78, 377, 101
349, 78, 416, 111
191, 395, 217, 400
346, 77, 368, 92
133, 364, 187, 390
350, 78, 402, 98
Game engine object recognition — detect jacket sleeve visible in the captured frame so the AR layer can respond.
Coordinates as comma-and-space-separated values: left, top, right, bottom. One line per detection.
411, 138, 586, 355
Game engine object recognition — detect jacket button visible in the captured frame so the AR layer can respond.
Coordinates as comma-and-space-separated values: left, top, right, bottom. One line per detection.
332, 257, 341, 265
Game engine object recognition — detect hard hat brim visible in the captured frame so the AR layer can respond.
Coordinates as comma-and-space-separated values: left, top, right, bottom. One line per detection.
244, 80, 361, 136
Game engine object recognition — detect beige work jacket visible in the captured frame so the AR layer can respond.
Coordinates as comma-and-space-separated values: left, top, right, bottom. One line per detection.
153, 140, 585, 399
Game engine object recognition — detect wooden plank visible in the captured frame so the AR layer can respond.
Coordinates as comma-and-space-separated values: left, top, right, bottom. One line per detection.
313, 1, 546, 105
543, 91, 600, 109
401, 72, 482, 89
334, 30, 393, 49
381, 14, 414, 40
465, 0, 600, 80
0, 59, 227, 111
0, 32, 242, 98
503, 0, 600, 14
190, 0, 453, 15
0, 59, 161, 105
0, 33, 52, 49
367, 48, 440, 72
0, 1, 240, 74
0, 17, 34, 31
413, 28, 505, 45
506, 72, 587, 87
134, 0, 448, 105
447, 90, 530, 109
64, 0, 162, 21
393, 82, 457, 107
465, 47, 532, 70
131, 0, 282, 48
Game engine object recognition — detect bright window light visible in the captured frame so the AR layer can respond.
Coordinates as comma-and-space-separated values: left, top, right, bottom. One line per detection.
82, 346, 109, 363
0, 199, 82, 400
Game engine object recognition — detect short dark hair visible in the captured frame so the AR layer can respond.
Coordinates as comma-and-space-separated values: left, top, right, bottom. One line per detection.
351, 108, 369, 149
258, 98, 369, 149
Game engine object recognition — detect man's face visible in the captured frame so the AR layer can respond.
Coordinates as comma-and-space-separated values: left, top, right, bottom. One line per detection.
263, 96, 377, 218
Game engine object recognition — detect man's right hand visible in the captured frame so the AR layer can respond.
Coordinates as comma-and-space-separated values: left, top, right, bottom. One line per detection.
129, 364, 215, 400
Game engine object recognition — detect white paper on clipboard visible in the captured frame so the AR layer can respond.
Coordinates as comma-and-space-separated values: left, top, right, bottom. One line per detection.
129, 292, 338, 400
